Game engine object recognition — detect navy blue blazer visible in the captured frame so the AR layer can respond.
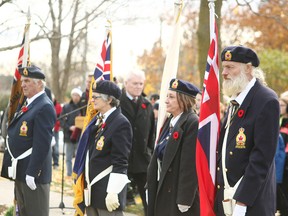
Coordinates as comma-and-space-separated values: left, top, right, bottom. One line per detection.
147, 111, 200, 216
1, 93, 56, 184
215, 80, 280, 216
87, 107, 132, 211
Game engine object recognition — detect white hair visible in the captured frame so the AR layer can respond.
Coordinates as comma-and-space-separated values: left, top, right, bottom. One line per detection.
125, 69, 146, 82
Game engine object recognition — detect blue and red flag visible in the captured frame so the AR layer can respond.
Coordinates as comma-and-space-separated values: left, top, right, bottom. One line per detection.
8, 22, 30, 125
196, 21, 220, 216
72, 26, 112, 216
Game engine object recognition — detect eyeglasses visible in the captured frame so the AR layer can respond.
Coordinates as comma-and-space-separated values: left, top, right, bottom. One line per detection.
91, 95, 102, 100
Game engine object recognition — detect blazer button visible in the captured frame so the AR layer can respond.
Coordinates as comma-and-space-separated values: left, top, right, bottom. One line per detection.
217, 185, 220, 189
217, 167, 220, 171
168, 168, 172, 172
229, 151, 233, 156
168, 188, 171, 193
225, 168, 228, 172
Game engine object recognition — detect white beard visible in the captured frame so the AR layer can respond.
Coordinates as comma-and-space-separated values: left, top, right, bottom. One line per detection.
222, 69, 250, 97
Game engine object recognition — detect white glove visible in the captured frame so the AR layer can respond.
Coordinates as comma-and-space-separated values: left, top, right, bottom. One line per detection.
232, 204, 247, 216
25, 175, 37, 190
177, 204, 190, 213
105, 193, 119, 212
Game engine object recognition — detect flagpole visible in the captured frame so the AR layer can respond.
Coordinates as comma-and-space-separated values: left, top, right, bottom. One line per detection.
208, 0, 216, 42
22, 7, 30, 67
156, 0, 183, 142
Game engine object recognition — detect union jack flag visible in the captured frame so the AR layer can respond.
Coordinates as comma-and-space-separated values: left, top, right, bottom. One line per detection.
94, 31, 111, 81
8, 24, 30, 125
196, 21, 220, 216
73, 27, 112, 216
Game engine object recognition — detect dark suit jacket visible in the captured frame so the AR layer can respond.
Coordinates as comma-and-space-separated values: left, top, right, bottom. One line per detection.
215, 80, 280, 216
147, 111, 200, 216
87, 108, 132, 210
120, 91, 155, 173
1, 93, 56, 184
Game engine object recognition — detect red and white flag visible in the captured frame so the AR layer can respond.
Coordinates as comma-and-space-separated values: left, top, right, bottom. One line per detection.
196, 20, 220, 216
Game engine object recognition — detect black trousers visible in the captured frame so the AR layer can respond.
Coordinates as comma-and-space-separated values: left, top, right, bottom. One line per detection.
128, 172, 147, 216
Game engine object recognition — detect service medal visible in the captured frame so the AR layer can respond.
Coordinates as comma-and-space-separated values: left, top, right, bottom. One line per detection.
96, 136, 105, 150
235, 127, 246, 149
19, 121, 28, 136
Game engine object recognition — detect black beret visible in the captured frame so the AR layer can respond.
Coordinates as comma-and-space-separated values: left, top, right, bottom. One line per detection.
19, 65, 45, 80
169, 78, 200, 98
221, 45, 260, 67
92, 80, 121, 99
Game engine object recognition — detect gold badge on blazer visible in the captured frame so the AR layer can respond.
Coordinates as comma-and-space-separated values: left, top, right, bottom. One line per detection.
19, 121, 28, 136
96, 136, 105, 150
235, 127, 246, 149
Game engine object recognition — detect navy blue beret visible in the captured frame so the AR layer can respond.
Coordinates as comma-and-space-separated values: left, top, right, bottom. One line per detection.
221, 45, 260, 67
19, 65, 45, 80
92, 80, 121, 99
169, 78, 200, 98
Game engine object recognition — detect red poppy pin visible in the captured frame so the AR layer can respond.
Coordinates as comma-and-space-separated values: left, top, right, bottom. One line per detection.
237, 109, 245, 118
141, 103, 147, 109
101, 123, 106, 129
173, 131, 179, 140
22, 106, 28, 113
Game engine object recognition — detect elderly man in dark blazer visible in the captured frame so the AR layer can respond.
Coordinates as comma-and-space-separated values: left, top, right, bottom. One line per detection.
1, 65, 56, 216
120, 69, 155, 215
214, 46, 280, 216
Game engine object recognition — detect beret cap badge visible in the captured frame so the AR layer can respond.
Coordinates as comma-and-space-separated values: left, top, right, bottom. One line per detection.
23, 68, 29, 76
225, 51, 232, 61
171, 79, 178, 89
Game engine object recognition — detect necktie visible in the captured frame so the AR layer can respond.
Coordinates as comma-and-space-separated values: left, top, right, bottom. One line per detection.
230, 100, 239, 121
132, 97, 137, 103
95, 116, 103, 139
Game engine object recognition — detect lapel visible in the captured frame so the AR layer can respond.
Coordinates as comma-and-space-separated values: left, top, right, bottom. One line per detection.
226, 80, 261, 146
157, 112, 188, 193
9, 95, 44, 126
97, 108, 120, 138
121, 93, 136, 119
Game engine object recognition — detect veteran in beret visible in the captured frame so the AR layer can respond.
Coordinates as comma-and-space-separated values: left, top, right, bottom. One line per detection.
73, 80, 132, 216
146, 78, 200, 216
1, 65, 56, 216
214, 45, 280, 216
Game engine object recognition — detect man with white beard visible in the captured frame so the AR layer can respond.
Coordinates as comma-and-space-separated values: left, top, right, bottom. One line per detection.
214, 45, 280, 216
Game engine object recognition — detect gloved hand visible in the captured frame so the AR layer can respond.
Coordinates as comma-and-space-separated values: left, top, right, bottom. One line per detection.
105, 193, 119, 212
232, 204, 247, 216
177, 204, 190, 213
25, 175, 37, 190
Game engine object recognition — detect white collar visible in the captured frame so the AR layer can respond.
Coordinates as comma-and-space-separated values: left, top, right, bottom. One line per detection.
101, 107, 117, 122
26, 90, 45, 106
232, 77, 256, 106
126, 91, 138, 101
170, 112, 183, 127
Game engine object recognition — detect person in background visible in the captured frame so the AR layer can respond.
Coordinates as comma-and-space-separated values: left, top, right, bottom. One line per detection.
82, 80, 132, 216
150, 94, 160, 128
215, 45, 280, 216
80, 72, 94, 116
278, 92, 288, 215
60, 87, 82, 178
195, 92, 202, 115
51, 93, 62, 170
1, 65, 56, 216
147, 78, 200, 216
120, 69, 155, 215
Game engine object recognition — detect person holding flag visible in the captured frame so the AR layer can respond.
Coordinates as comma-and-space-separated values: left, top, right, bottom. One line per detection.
214, 45, 280, 216
1, 65, 56, 216
146, 78, 200, 216
78, 80, 132, 216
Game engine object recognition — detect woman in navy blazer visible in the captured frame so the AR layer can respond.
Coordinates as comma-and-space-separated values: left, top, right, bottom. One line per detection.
147, 78, 200, 216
